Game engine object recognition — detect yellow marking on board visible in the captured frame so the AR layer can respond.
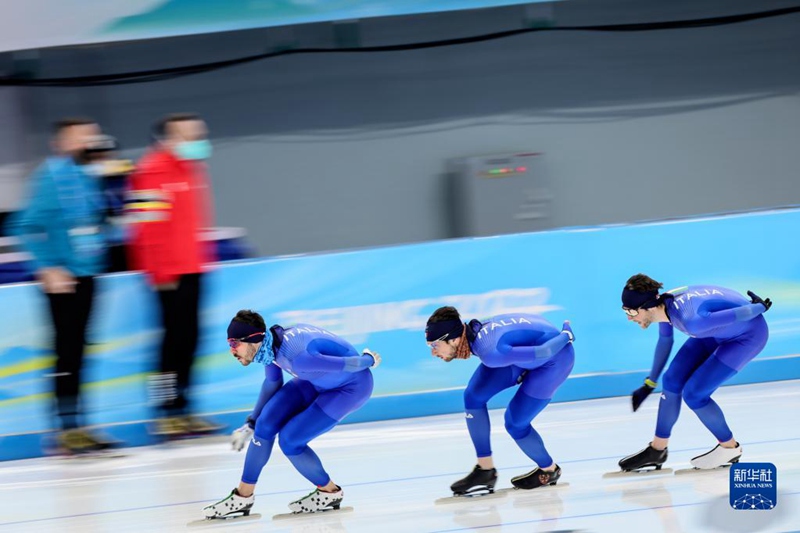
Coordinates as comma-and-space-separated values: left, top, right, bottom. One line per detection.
0, 357, 55, 379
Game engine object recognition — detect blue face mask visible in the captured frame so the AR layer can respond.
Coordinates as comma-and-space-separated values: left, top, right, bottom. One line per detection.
253, 328, 275, 366
82, 163, 105, 176
175, 139, 212, 161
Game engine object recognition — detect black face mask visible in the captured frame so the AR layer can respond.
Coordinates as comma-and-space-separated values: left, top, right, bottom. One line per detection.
73, 149, 93, 165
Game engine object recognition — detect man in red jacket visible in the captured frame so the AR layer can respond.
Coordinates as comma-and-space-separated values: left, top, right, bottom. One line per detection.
127, 113, 219, 436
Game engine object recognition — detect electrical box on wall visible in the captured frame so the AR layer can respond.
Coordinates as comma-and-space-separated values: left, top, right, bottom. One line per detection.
446, 152, 551, 238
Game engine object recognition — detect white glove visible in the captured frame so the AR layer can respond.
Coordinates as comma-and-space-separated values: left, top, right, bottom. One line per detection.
363, 348, 381, 369
231, 423, 254, 452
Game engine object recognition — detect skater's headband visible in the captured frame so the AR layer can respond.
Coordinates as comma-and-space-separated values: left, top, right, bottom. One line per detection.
227, 319, 265, 345
425, 319, 465, 343
621, 288, 660, 311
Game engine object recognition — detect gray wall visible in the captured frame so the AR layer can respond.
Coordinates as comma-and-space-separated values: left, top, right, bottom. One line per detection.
0, 87, 29, 212
3, 0, 800, 256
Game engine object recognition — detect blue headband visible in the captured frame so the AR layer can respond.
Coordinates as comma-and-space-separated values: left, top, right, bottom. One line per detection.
425, 319, 465, 342
227, 319, 265, 343
621, 288, 660, 310
227, 319, 275, 365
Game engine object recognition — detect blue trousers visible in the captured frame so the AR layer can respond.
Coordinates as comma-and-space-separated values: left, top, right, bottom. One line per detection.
241, 370, 373, 486
463, 345, 574, 468
656, 318, 768, 441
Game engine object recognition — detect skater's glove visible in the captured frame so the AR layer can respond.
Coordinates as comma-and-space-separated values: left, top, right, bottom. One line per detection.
231, 423, 254, 452
631, 380, 656, 412
631, 378, 656, 413
363, 348, 381, 368
747, 290, 772, 312
561, 321, 574, 343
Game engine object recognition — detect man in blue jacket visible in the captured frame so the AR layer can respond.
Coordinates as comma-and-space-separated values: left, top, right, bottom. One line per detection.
7, 118, 113, 454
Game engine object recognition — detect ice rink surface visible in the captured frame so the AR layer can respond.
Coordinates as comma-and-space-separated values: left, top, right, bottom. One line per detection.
1, 380, 798, 533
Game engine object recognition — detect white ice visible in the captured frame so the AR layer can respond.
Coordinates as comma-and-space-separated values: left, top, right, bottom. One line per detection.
1, 380, 798, 533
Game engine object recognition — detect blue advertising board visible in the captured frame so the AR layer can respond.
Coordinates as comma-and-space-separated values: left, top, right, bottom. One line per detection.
1, 209, 798, 459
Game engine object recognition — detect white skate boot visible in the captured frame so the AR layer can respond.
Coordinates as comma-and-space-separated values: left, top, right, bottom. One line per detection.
690, 443, 742, 469
203, 489, 255, 519
288, 486, 344, 514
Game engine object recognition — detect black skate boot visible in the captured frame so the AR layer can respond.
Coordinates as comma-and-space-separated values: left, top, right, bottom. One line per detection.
450, 465, 498, 496
619, 443, 668, 472
511, 464, 562, 490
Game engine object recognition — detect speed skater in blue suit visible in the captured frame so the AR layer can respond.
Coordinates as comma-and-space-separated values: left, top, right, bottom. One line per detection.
425, 306, 575, 495
618, 274, 771, 472
202, 309, 380, 519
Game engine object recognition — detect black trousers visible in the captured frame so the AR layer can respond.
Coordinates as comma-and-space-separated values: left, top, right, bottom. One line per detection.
46, 276, 95, 430
155, 273, 201, 415
106, 244, 129, 273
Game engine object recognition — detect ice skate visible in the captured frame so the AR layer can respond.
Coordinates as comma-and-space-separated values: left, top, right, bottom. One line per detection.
450, 465, 498, 497
673, 443, 743, 474
618, 443, 668, 472
511, 464, 562, 490
287, 486, 344, 514
202, 489, 255, 519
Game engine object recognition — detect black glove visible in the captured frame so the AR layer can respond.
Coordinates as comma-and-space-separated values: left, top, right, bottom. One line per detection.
561, 321, 575, 343
631, 381, 655, 412
747, 290, 772, 312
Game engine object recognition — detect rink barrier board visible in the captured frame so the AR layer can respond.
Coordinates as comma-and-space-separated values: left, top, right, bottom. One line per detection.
1, 208, 799, 461
0, 354, 796, 461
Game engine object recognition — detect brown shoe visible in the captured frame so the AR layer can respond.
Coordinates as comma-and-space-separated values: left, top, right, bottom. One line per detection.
181, 415, 223, 434
57, 429, 116, 453
151, 416, 190, 437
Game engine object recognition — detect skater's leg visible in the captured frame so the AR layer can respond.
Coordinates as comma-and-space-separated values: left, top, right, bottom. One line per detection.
683, 358, 742, 468
238, 379, 316, 495
505, 394, 552, 467
652, 338, 717, 450
203, 379, 317, 519
510, 345, 574, 471
685, 322, 767, 468
683, 357, 738, 443
463, 364, 519, 469
279, 405, 338, 487
684, 319, 768, 444
280, 372, 373, 513
445, 366, 520, 495
619, 338, 721, 472
280, 371, 373, 488
506, 346, 573, 490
